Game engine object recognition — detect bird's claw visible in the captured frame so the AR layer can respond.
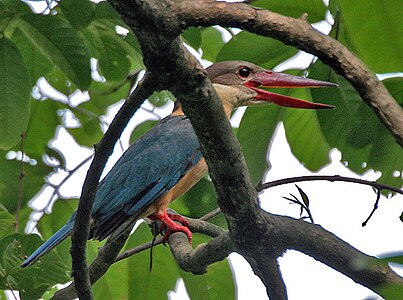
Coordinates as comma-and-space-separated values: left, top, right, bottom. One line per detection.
149, 212, 192, 244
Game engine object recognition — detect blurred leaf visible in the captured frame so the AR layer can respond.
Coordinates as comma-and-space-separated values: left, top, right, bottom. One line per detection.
253, 0, 327, 23
97, 30, 132, 81
384, 77, 403, 105
122, 223, 180, 300
68, 118, 103, 148
11, 28, 54, 84
310, 61, 403, 188
201, 27, 225, 62
24, 99, 59, 160
0, 37, 30, 150
129, 120, 159, 144
283, 88, 331, 171
0, 203, 15, 239
38, 199, 78, 268
45, 68, 75, 96
217, 31, 298, 69
378, 283, 403, 300
84, 80, 131, 115
0, 233, 69, 300
148, 90, 175, 108
92, 1, 121, 21
182, 27, 202, 50
58, 0, 94, 30
237, 106, 281, 184
338, 0, 403, 73
180, 235, 235, 300
18, 14, 92, 89
0, 152, 52, 213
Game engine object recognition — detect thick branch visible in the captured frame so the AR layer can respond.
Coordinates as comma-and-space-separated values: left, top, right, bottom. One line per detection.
268, 213, 403, 292
172, 0, 403, 147
70, 74, 155, 299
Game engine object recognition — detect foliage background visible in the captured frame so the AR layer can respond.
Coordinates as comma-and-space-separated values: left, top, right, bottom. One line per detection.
0, 0, 402, 299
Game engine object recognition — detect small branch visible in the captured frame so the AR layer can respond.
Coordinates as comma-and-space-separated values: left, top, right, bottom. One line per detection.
362, 189, 381, 227
257, 175, 403, 196
70, 74, 156, 299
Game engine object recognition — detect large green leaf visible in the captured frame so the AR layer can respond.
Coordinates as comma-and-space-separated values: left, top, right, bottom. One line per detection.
217, 31, 298, 70
310, 61, 403, 188
17, 13, 92, 89
252, 0, 327, 23
338, 0, 403, 73
180, 235, 235, 300
182, 27, 202, 50
200, 27, 225, 62
11, 28, 54, 84
23, 99, 59, 160
0, 203, 15, 239
58, 0, 94, 30
283, 89, 332, 171
0, 151, 52, 213
0, 37, 30, 150
0, 233, 69, 300
237, 106, 282, 184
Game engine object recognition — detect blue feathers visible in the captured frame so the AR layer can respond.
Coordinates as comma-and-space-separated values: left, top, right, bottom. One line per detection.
22, 115, 202, 267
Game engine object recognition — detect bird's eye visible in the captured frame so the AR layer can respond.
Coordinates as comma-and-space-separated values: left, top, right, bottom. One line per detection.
238, 67, 250, 78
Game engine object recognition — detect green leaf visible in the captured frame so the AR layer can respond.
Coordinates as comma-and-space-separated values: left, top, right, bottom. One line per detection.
67, 118, 103, 148
338, 0, 403, 73
0, 151, 52, 213
24, 99, 59, 160
129, 120, 159, 144
217, 31, 298, 69
252, 0, 327, 23
11, 28, 54, 84
0, 233, 70, 300
310, 61, 403, 188
237, 106, 281, 184
97, 30, 132, 81
92, 1, 121, 21
0, 37, 30, 150
182, 27, 202, 50
296, 185, 310, 207
200, 27, 225, 62
58, 0, 94, 30
37, 199, 78, 268
0, 203, 15, 239
283, 89, 331, 171
17, 13, 92, 89
180, 236, 235, 300
122, 223, 180, 300
83, 79, 131, 115
148, 90, 175, 108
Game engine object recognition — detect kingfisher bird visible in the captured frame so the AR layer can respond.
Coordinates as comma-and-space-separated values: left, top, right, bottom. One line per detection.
22, 61, 336, 267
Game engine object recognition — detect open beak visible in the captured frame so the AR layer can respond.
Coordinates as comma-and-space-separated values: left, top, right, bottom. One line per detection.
245, 71, 337, 109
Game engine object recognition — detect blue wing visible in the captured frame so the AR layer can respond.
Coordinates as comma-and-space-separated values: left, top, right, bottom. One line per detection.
22, 115, 202, 267
90, 115, 202, 240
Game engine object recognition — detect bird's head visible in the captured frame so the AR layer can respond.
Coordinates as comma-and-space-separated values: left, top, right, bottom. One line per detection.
206, 61, 337, 112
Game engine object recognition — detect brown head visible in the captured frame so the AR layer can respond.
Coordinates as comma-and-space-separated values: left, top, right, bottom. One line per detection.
206, 60, 336, 112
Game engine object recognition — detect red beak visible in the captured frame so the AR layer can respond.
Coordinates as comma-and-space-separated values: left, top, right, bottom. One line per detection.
245, 71, 337, 109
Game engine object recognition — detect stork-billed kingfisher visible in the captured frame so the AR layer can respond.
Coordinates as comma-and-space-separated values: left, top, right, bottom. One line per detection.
22, 61, 336, 267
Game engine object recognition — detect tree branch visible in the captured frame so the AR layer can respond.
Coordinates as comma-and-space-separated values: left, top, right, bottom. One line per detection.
171, 0, 403, 147
70, 74, 156, 299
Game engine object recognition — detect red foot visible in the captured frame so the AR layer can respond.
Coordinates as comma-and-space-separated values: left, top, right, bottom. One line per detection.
148, 211, 192, 243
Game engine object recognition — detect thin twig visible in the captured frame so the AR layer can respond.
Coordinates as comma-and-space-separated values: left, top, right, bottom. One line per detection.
257, 175, 403, 195
362, 189, 381, 227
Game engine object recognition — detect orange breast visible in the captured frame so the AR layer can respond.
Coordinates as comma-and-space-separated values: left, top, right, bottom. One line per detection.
143, 158, 208, 216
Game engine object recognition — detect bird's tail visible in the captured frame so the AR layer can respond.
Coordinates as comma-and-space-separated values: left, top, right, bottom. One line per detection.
21, 221, 74, 268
